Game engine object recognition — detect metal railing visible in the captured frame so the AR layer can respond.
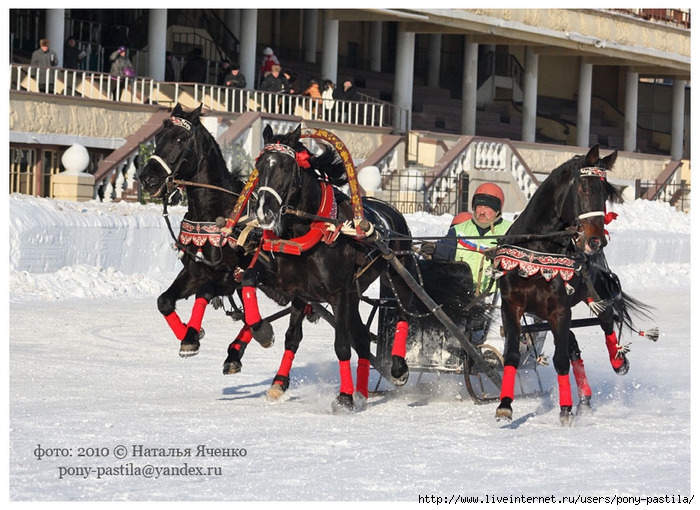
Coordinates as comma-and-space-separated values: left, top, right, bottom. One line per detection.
9, 63, 402, 131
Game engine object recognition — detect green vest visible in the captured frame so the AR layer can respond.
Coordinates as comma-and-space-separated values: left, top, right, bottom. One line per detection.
453, 218, 512, 294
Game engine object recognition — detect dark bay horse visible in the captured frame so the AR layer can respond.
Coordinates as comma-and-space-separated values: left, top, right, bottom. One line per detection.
254, 125, 487, 412
138, 103, 275, 365
493, 145, 654, 425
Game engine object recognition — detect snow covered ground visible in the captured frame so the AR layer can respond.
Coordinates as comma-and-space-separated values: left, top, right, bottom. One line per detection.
7, 193, 694, 503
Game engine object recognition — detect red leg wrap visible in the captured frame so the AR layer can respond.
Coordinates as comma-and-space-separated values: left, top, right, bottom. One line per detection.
558, 374, 573, 407
164, 311, 187, 341
242, 286, 261, 326
571, 358, 592, 398
276, 350, 296, 380
500, 365, 517, 401
605, 332, 624, 370
391, 320, 409, 357
356, 358, 371, 398
229, 325, 253, 350
186, 297, 208, 332
338, 359, 354, 395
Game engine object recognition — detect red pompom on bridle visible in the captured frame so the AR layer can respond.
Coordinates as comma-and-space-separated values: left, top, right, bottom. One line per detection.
296, 150, 311, 169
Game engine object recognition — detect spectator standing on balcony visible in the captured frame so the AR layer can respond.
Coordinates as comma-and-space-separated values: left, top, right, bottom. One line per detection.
302, 79, 323, 119
225, 63, 247, 111
259, 47, 280, 87
109, 46, 135, 100
217, 59, 231, 85
30, 38, 58, 93
63, 36, 85, 70
181, 48, 208, 84
322, 79, 336, 121
259, 65, 290, 113
164, 51, 176, 81
333, 78, 359, 122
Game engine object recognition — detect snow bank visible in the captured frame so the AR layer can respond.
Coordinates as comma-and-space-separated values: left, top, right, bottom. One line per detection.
8, 193, 691, 301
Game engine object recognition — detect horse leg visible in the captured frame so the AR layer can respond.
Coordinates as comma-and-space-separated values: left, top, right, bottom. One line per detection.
550, 313, 575, 426
495, 293, 524, 421
330, 299, 356, 414
266, 306, 306, 401
240, 268, 275, 348
569, 331, 592, 414
223, 324, 253, 374
157, 270, 202, 352
347, 297, 372, 410
598, 305, 630, 375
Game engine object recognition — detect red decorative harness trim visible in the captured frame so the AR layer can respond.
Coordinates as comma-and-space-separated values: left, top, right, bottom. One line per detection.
493, 245, 578, 282
262, 181, 340, 255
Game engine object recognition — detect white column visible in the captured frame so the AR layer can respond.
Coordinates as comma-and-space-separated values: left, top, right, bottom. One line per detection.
148, 9, 167, 81
239, 10, 258, 90
671, 78, 687, 160
521, 46, 539, 143
393, 28, 415, 133
427, 34, 441, 88
303, 10, 318, 64
623, 70, 639, 152
226, 10, 241, 40
321, 14, 339, 83
369, 22, 382, 73
576, 60, 593, 148
46, 9, 65, 66
461, 41, 478, 136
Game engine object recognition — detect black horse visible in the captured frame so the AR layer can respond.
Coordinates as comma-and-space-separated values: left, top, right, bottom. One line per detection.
138, 103, 275, 365
254, 124, 486, 412
493, 145, 654, 425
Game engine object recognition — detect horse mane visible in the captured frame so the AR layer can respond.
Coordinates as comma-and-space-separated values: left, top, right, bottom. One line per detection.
169, 103, 246, 186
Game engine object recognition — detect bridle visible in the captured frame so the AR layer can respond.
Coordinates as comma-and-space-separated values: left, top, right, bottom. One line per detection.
255, 142, 311, 219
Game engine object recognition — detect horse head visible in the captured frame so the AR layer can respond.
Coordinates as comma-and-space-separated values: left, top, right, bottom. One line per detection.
567, 145, 622, 254
139, 103, 207, 198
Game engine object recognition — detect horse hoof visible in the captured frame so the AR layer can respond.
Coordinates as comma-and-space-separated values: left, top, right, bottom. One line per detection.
391, 355, 409, 386
179, 338, 200, 357
222, 360, 242, 375
560, 406, 574, 426
331, 393, 354, 414
495, 398, 513, 422
576, 395, 592, 415
266, 383, 286, 401
613, 356, 630, 376
252, 321, 275, 348
353, 392, 368, 412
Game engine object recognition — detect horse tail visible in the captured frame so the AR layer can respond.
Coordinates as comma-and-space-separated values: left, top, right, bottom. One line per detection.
597, 268, 659, 342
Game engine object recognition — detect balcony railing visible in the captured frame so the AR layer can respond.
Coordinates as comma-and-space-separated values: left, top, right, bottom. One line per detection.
9, 64, 402, 131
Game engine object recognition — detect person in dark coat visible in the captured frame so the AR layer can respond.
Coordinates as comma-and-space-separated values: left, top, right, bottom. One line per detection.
164, 51, 176, 81
63, 36, 85, 70
180, 48, 208, 84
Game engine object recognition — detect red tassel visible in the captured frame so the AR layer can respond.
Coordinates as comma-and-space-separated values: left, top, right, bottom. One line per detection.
356, 358, 371, 398
338, 360, 354, 395
558, 374, 573, 407
391, 320, 409, 357
500, 365, 517, 401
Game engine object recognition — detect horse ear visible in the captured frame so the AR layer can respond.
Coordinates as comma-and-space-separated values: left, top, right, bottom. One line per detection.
190, 103, 203, 122
173, 103, 183, 117
289, 125, 302, 145
601, 150, 618, 170
584, 144, 600, 166
263, 124, 273, 143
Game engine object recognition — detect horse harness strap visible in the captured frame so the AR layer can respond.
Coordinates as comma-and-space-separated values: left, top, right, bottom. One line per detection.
262, 181, 343, 255
493, 245, 581, 284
